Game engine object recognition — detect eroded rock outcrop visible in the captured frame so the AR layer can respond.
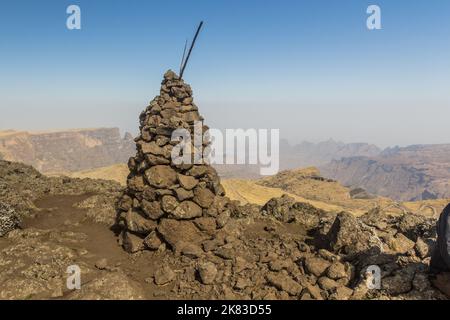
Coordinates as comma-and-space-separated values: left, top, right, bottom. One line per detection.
0, 128, 135, 173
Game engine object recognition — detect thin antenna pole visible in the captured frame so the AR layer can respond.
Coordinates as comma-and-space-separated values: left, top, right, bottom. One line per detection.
180, 21, 203, 79
179, 39, 188, 76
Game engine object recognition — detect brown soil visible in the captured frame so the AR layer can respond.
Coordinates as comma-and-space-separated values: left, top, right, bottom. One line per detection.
18, 194, 171, 299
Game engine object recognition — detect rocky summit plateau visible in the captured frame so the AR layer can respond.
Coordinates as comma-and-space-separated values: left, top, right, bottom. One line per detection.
0, 70, 448, 300
0, 158, 447, 300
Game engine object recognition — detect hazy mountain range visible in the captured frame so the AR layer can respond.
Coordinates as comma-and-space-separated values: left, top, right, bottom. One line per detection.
279, 138, 381, 169
1, 128, 449, 201
320, 144, 450, 201
0, 128, 134, 173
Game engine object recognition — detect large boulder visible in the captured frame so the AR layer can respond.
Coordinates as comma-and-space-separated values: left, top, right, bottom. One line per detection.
144, 165, 177, 189
326, 212, 374, 256
304, 257, 331, 277
396, 213, 435, 241
157, 219, 210, 252
266, 271, 303, 296
197, 262, 218, 285
261, 195, 296, 222
0, 203, 21, 237
121, 210, 157, 235
177, 174, 198, 190
172, 201, 202, 219
261, 195, 325, 228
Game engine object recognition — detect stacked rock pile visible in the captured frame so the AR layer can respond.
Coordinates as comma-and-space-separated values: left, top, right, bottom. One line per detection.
117, 70, 237, 253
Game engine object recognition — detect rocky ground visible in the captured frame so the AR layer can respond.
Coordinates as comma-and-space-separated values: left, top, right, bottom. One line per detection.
0, 159, 448, 300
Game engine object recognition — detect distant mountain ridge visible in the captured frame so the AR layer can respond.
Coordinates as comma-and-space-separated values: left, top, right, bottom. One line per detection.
279, 138, 382, 170
213, 139, 382, 179
320, 144, 450, 201
0, 128, 135, 173
0, 128, 382, 176
2, 128, 449, 202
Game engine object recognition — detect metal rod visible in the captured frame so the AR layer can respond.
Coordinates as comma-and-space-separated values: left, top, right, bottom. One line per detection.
179, 39, 188, 76
180, 21, 204, 79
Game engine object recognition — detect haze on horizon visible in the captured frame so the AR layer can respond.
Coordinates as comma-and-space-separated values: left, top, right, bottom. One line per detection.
1, 0, 449, 149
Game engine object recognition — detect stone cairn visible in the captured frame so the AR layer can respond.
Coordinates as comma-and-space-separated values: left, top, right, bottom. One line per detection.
117, 70, 235, 254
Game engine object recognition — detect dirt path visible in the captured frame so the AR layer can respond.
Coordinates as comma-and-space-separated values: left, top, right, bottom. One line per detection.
16, 194, 173, 299
23, 195, 129, 267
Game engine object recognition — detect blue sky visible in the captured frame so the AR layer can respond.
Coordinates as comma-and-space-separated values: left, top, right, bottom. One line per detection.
1, 0, 450, 147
